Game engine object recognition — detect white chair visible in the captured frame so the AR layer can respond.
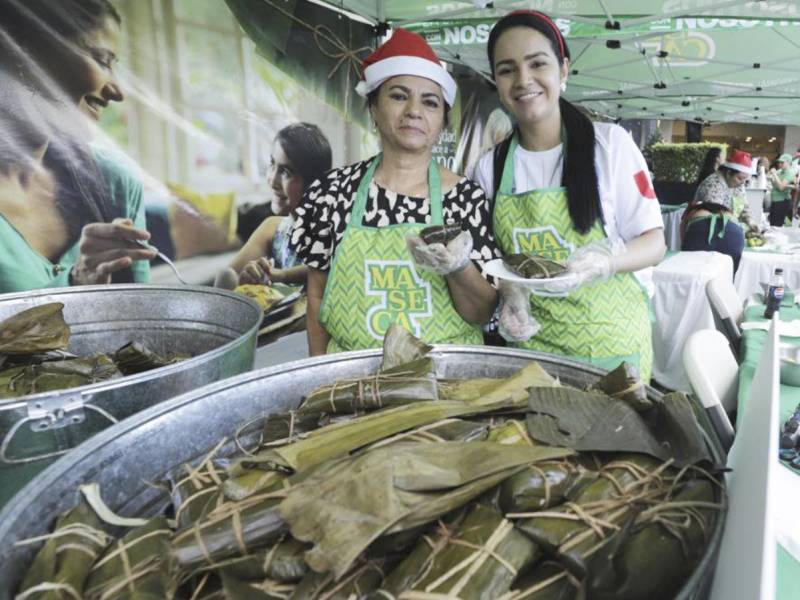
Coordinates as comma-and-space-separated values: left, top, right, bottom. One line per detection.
706, 276, 744, 353
683, 329, 738, 451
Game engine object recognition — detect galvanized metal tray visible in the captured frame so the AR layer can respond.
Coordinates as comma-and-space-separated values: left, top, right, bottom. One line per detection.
0, 347, 726, 599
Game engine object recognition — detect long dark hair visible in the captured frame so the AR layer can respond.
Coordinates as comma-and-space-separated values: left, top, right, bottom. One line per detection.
0, 0, 123, 238
488, 11, 601, 234
695, 147, 722, 186
276, 122, 332, 187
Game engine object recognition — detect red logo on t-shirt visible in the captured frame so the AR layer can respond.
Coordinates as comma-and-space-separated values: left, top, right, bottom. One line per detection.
634, 170, 656, 199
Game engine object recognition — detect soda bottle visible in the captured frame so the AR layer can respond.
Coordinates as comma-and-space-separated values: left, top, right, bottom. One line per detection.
764, 268, 785, 319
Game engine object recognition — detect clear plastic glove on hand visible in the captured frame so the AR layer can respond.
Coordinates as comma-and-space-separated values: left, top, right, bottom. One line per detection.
540, 238, 624, 294
497, 281, 540, 342
406, 230, 473, 275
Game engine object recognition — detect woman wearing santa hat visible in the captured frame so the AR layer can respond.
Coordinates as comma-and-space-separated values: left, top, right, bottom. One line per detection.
473, 10, 665, 381
290, 29, 500, 355
680, 149, 755, 271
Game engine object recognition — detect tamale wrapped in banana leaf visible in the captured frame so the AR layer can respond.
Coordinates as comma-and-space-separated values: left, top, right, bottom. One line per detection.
498, 459, 591, 512
439, 361, 559, 408
113, 342, 188, 376
0, 302, 70, 355
367, 418, 489, 449
171, 495, 288, 569
504, 561, 581, 600
381, 323, 432, 371
219, 573, 294, 600
590, 362, 651, 412
487, 419, 537, 445
280, 441, 572, 577
297, 357, 438, 416
503, 253, 567, 279
398, 504, 539, 600
83, 516, 174, 600
589, 478, 719, 600
0, 355, 121, 398
290, 559, 388, 599
420, 222, 462, 245
211, 536, 309, 583
169, 450, 228, 529
17, 500, 111, 600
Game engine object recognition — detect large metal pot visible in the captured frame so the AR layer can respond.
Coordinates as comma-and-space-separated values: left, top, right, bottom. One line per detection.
0, 284, 262, 506
0, 347, 726, 599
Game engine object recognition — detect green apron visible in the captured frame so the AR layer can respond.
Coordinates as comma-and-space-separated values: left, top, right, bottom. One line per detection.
319, 156, 483, 353
492, 135, 653, 381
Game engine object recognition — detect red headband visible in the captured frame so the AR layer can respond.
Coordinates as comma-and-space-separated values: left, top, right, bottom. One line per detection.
509, 10, 566, 59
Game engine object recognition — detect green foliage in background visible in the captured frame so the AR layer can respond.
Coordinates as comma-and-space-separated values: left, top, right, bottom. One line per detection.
651, 142, 728, 183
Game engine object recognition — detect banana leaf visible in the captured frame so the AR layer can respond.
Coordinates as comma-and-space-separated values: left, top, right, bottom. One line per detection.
279, 441, 573, 577
219, 573, 295, 600
170, 456, 228, 529
526, 388, 712, 466
262, 411, 327, 444
589, 478, 720, 600
487, 419, 538, 445
297, 357, 438, 417
505, 561, 582, 600
399, 504, 539, 600
380, 323, 432, 371
84, 516, 175, 600
0, 355, 121, 398
0, 302, 70, 355
113, 342, 188, 376
420, 223, 462, 245
290, 559, 388, 599
439, 361, 559, 408
366, 418, 489, 450
589, 362, 651, 412
499, 459, 591, 513
17, 500, 111, 600
502, 254, 567, 279
214, 536, 310, 583
171, 495, 288, 570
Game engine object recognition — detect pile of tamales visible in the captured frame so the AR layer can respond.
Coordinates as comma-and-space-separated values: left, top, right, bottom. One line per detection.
13, 326, 724, 600
0, 303, 189, 398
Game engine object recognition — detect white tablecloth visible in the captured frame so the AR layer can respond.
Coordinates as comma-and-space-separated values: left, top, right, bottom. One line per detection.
651, 251, 734, 390
660, 205, 686, 252
734, 250, 800, 303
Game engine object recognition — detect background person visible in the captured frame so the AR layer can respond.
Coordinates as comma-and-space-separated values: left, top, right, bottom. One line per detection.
768, 153, 797, 226
215, 123, 332, 288
694, 147, 723, 189
0, 0, 155, 294
290, 29, 500, 355
474, 10, 665, 381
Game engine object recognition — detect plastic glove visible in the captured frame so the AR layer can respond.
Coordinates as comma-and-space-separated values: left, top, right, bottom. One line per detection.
497, 281, 540, 342
406, 230, 473, 275
540, 238, 624, 294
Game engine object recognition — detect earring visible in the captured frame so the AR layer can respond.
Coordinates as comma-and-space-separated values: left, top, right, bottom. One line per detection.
560, 81, 567, 93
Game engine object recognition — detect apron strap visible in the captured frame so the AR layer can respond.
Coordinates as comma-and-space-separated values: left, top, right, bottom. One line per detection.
350, 155, 443, 227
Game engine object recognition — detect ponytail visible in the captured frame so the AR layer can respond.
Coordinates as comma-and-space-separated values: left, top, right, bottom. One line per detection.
560, 98, 602, 233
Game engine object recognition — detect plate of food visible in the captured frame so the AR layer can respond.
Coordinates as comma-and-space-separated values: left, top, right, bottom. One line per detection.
483, 254, 575, 293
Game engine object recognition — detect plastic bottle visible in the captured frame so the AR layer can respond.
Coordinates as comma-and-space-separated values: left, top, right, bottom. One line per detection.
764, 268, 785, 319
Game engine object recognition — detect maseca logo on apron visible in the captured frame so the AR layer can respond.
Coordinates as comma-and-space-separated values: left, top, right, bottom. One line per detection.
364, 260, 433, 340
512, 226, 575, 260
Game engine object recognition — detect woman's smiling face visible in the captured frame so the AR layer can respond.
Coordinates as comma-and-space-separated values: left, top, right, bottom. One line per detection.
491, 26, 568, 128
268, 139, 305, 216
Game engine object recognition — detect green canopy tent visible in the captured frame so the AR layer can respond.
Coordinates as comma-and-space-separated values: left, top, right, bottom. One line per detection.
252, 0, 800, 127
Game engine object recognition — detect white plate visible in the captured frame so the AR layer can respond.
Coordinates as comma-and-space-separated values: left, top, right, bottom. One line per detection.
483, 258, 575, 293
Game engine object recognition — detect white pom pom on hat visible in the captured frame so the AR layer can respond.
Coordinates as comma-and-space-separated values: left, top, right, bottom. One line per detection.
355, 28, 457, 107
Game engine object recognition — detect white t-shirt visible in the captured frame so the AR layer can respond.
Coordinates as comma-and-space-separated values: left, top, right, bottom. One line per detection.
472, 122, 664, 294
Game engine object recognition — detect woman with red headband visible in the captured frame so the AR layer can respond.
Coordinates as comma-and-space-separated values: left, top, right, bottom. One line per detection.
474, 10, 665, 381
291, 29, 499, 355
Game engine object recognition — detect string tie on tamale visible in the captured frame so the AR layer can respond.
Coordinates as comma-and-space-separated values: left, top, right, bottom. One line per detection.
14, 523, 111, 555
15, 582, 82, 600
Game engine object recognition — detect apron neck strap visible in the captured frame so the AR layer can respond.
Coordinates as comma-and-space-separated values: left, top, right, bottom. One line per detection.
352, 155, 443, 225
497, 125, 568, 196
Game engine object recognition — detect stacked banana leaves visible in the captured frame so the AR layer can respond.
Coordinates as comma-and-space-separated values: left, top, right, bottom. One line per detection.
0, 303, 189, 399
14, 327, 725, 600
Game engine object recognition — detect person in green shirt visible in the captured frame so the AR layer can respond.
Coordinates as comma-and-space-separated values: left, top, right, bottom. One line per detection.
768, 153, 798, 226
0, 0, 155, 294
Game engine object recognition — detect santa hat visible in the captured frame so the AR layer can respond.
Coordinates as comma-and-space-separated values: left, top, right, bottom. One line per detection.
722, 149, 752, 173
355, 28, 457, 107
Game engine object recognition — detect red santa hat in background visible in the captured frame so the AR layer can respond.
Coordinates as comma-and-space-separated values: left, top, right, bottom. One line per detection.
722, 149, 753, 173
355, 28, 457, 107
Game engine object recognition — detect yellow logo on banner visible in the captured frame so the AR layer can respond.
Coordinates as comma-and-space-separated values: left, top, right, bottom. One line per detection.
512, 226, 574, 261
364, 260, 432, 340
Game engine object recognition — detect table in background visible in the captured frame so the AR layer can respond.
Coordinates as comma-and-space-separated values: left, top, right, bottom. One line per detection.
737, 301, 800, 599
660, 203, 686, 252
651, 251, 733, 391
735, 248, 800, 303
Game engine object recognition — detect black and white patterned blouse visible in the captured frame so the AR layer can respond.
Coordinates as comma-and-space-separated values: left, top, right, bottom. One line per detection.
290, 158, 501, 274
